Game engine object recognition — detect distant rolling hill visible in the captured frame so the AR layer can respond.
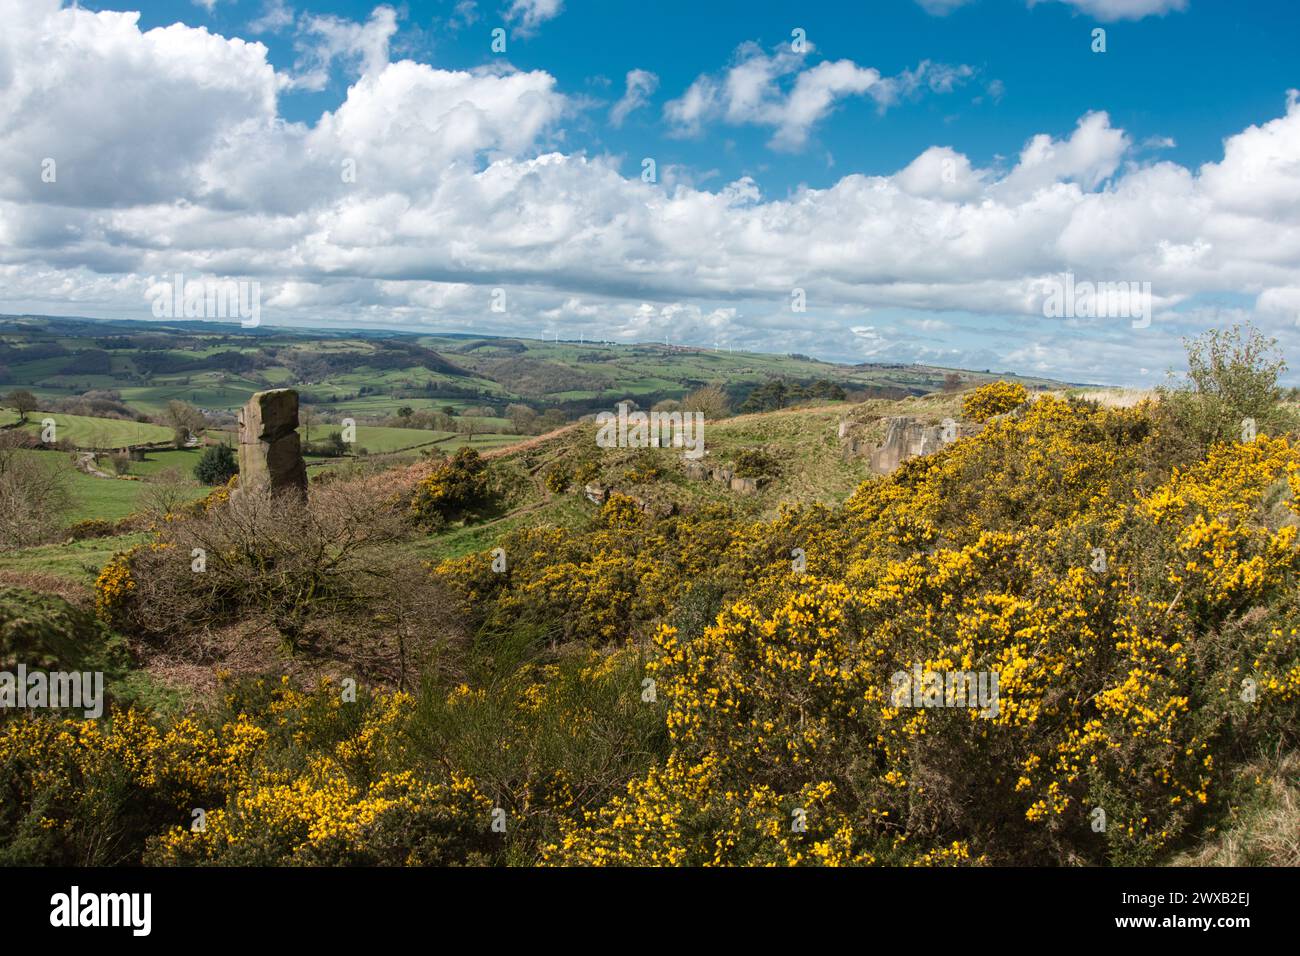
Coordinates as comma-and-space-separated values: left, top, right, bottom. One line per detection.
0, 314, 1077, 422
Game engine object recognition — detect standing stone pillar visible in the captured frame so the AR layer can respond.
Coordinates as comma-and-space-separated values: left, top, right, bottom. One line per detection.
236, 389, 307, 498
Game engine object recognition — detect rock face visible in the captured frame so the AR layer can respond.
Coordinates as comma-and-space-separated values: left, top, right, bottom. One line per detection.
848, 416, 981, 476
868, 418, 945, 475
683, 458, 770, 495
728, 475, 768, 495
237, 389, 307, 498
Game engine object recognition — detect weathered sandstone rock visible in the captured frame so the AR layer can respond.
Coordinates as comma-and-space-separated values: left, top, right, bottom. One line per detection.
236, 389, 307, 498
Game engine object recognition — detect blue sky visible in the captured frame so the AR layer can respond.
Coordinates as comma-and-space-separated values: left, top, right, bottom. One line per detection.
124, 0, 1298, 191
3, 0, 1300, 384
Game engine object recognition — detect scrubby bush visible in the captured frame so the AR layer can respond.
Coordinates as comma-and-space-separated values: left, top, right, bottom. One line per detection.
0, 647, 665, 865
544, 464, 571, 494
620, 449, 663, 484
193, 444, 237, 485
731, 447, 781, 478
67, 518, 117, 541
962, 380, 1028, 423
0, 443, 70, 549
682, 385, 730, 419
97, 475, 455, 675
1160, 324, 1293, 452
408, 447, 494, 530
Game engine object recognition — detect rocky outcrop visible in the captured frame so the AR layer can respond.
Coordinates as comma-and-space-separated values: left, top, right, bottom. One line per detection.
867, 417, 946, 475
840, 415, 980, 476
728, 475, 768, 495
682, 459, 769, 495
236, 389, 307, 499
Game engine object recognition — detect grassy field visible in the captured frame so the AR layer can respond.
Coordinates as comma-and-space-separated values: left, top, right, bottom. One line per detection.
299, 424, 456, 454
0, 532, 151, 585
114, 383, 263, 415
10, 447, 209, 524
1, 409, 174, 447
126, 447, 206, 477
403, 494, 592, 564
208, 425, 528, 456
63, 469, 156, 521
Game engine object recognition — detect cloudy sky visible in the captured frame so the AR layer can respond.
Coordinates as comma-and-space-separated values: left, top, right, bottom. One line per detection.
1, 0, 1298, 385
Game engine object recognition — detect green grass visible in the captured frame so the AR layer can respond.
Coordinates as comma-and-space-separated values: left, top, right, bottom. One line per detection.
342, 425, 457, 454
126, 447, 204, 477
1171, 753, 1300, 866
64, 470, 154, 521
456, 433, 526, 449
114, 384, 259, 414
8, 448, 207, 524
211, 425, 527, 457
405, 494, 592, 564
0, 532, 150, 585
13, 411, 174, 448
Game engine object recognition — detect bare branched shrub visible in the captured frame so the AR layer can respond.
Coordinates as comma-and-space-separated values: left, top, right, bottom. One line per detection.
681, 385, 730, 419
119, 474, 461, 684
139, 468, 194, 520
0, 442, 71, 549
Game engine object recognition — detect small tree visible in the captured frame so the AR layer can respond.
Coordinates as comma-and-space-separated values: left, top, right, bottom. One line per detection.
164, 400, 206, 450
194, 444, 238, 485
323, 430, 348, 457
141, 468, 193, 519
538, 409, 567, 431
6, 389, 38, 424
682, 385, 730, 419
0, 440, 70, 548
1161, 324, 1291, 450
506, 403, 537, 435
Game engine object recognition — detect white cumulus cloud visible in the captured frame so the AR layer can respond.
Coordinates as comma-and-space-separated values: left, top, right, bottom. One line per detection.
610, 69, 659, 127
1, 0, 1298, 386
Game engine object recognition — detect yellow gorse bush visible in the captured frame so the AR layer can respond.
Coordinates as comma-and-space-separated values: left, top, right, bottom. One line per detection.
962, 380, 1028, 423
0, 683, 498, 866
539, 398, 1300, 865
93, 549, 137, 623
